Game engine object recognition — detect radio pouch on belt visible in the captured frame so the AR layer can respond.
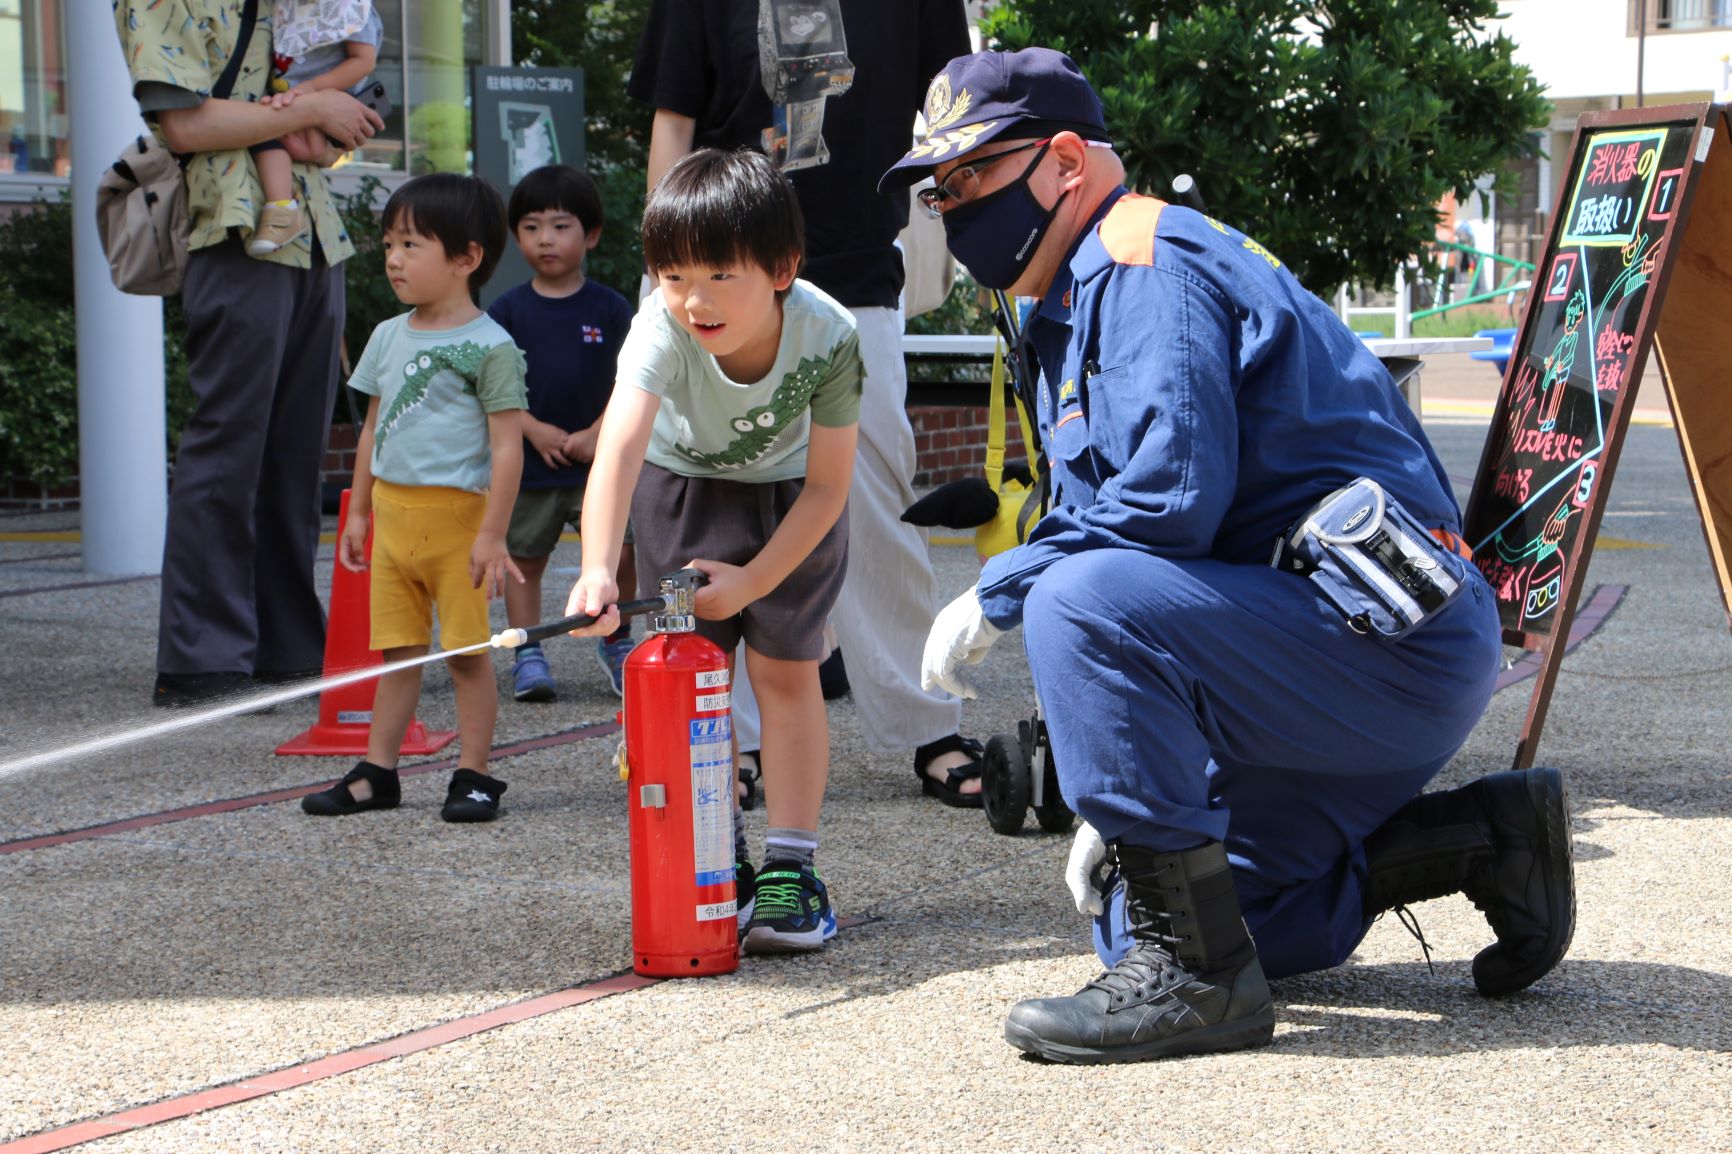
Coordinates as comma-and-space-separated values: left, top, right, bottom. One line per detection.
1272, 477, 1470, 641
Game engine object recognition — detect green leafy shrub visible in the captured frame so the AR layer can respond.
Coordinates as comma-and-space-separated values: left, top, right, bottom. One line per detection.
332, 174, 397, 377
0, 198, 193, 490
408, 101, 471, 176
0, 283, 77, 488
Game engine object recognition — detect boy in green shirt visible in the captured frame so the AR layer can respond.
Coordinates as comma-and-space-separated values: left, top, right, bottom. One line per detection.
567, 149, 863, 952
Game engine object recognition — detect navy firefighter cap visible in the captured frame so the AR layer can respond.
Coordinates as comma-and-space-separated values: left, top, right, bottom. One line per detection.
878, 47, 1111, 193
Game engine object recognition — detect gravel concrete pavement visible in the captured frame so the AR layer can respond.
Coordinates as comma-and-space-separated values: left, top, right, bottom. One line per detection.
2, 387, 1728, 1152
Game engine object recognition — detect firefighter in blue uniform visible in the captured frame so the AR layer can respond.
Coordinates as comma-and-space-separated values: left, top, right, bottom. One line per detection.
881, 48, 1576, 1064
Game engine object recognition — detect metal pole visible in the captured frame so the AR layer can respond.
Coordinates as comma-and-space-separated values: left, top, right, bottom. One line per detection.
486, 0, 513, 67
68, 0, 167, 576
1637, 0, 1647, 107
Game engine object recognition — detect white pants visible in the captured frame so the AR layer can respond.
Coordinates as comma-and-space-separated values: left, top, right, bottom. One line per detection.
732, 305, 963, 757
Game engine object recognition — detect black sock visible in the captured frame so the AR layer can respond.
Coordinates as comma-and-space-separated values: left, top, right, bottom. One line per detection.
605, 622, 631, 644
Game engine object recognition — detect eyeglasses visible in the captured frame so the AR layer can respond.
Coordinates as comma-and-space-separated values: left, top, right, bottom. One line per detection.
916, 138, 1051, 218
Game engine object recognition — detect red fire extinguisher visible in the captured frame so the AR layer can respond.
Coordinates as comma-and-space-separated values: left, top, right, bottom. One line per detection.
621, 569, 739, 978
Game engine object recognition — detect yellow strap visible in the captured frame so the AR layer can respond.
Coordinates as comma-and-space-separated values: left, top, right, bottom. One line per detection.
985, 329, 1040, 493
985, 337, 1007, 491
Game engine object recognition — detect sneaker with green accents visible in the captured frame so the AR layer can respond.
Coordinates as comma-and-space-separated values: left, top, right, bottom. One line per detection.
735, 856, 757, 936
743, 859, 837, 954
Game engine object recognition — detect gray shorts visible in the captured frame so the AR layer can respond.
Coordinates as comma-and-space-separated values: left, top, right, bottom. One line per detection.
631, 463, 848, 661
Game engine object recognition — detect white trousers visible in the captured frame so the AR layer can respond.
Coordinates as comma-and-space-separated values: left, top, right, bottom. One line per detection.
732, 305, 963, 756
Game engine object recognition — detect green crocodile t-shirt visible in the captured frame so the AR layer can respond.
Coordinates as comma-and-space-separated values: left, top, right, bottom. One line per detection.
619, 279, 864, 483
348, 312, 528, 493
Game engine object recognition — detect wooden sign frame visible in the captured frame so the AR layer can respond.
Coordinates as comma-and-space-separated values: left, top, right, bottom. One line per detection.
1463, 102, 1732, 769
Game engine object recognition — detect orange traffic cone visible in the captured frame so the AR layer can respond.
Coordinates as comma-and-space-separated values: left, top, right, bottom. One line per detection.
276, 489, 458, 756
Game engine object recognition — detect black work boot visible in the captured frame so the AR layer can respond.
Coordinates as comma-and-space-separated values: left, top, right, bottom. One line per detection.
1004, 841, 1275, 1063
1362, 767, 1576, 996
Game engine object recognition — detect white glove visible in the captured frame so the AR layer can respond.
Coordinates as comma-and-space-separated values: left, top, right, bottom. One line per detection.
921, 585, 1002, 700
1065, 822, 1109, 917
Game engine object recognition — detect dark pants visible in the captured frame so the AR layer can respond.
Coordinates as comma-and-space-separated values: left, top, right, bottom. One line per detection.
159, 239, 344, 676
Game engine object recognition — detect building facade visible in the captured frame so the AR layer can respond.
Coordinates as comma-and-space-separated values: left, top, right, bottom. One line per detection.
0, 0, 510, 205
1493, 0, 1732, 251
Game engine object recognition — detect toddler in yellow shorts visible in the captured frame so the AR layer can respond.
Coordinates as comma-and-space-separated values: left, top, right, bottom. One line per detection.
369, 480, 495, 651
301, 172, 528, 824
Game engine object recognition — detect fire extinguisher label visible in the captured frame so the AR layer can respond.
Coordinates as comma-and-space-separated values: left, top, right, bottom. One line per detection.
696, 669, 730, 689
695, 692, 731, 712
696, 899, 738, 922
689, 715, 734, 888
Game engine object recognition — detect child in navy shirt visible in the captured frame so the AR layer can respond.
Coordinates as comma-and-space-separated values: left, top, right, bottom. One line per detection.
488, 166, 636, 701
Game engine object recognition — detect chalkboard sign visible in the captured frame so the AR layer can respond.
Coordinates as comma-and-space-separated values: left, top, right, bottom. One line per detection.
1461, 103, 1732, 768
1464, 110, 1710, 644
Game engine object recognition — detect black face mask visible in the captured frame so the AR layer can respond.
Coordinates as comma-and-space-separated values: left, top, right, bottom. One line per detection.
940, 142, 1067, 291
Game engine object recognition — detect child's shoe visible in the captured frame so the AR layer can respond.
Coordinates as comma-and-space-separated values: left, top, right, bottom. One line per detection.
742, 860, 836, 954
247, 201, 305, 255
441, 768, 507, 823
512, 647, 557, 702
302, 760, 399, 815
735, 856, 757, 935
596, 634, 634, 697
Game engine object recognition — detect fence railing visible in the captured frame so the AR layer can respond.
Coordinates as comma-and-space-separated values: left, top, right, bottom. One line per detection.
1334, 243, 1535, 336
1410, 242, 1534, 323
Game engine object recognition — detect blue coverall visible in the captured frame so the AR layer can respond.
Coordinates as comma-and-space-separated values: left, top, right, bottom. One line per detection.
976, 190, 1504, 978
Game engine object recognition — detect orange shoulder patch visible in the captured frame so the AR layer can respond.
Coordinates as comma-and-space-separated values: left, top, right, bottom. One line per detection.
1098, 195, 1166, 267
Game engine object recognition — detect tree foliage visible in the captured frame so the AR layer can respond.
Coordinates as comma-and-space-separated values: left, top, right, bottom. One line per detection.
510, 0, 655, 298
982, 0, 1550, 292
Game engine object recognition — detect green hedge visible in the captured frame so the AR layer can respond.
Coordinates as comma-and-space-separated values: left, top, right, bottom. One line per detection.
0, 187, 395, 491
0, 199, 194, 490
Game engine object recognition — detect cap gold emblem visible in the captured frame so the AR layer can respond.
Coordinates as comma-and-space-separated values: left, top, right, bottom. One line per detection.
924, 74, 973, 134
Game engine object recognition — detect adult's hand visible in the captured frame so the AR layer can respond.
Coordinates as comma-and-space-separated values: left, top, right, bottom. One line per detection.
281, 88, 383, 154
920, 585, 1001, 699
1065, 822, 1110, 917
280, 125, 340, 167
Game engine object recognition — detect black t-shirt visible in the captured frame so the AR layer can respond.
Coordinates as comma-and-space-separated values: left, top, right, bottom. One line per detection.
488, 279, 636, 490
629, 0, 970, 309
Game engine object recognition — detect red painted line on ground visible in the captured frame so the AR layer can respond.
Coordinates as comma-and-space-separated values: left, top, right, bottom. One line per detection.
1, 914, 879, 1152
0, 972, 658, 1154
0, 721, 618, 856
1494, 584, 1626, 693
0, 575, 153, 600
0, 552, 79, 566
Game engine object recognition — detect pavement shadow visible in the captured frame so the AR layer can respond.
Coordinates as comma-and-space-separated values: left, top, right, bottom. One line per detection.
1269, 958, 1732, 1057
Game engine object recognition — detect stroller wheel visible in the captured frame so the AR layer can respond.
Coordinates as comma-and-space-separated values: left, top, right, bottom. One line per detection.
982, 733, 1030, 835
1033, 735, 1074, 834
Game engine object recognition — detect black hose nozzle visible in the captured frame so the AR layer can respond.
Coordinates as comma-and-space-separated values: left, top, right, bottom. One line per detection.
489, 569, 711, 649
491, 596, 668, 649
